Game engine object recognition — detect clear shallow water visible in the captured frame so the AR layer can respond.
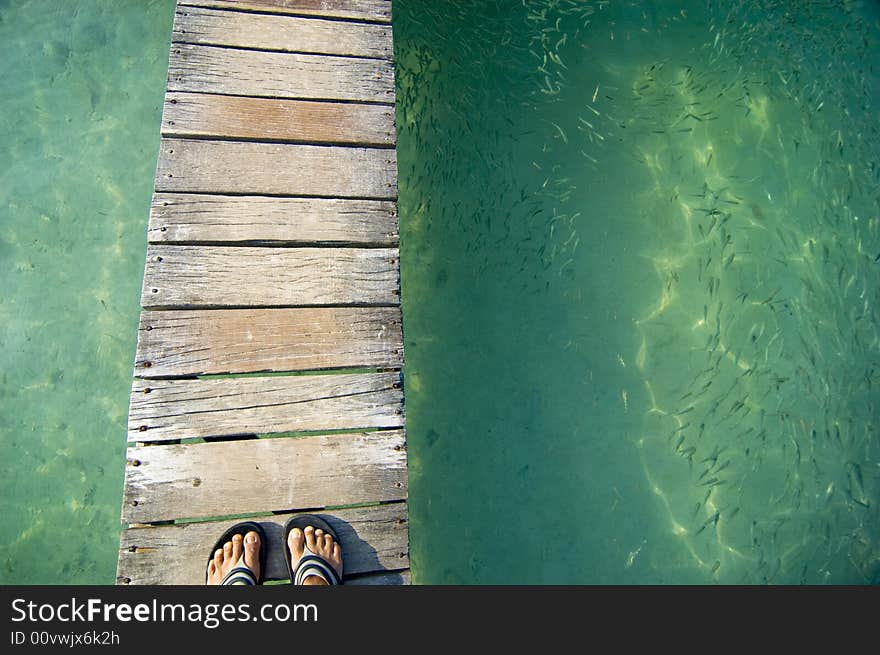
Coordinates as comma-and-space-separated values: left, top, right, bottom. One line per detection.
0, 0, 173, 583
396, 0, 880, 583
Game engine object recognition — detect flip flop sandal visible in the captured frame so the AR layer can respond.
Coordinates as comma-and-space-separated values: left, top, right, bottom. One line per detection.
205, 521, 267, 585
284, 514, 343, 586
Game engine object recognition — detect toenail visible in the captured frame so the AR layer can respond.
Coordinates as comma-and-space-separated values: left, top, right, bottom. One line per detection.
245, 532, 258, 543
232, 533, 242, 542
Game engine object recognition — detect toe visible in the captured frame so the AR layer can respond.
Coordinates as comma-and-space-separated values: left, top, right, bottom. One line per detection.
231, 533, 243, 564
207, 559, 219, 585
223, 540, 233, 562
288, 527, 305, 561
329, 543, 343, 578
243, 531, 261, 579
214, 548, 224, 565
323, 533, 334, 552
304, 525, 318, 551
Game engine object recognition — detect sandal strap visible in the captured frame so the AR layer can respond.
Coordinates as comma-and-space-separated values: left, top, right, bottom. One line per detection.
221, 567, 257, 585
294, 554, 340, 585
220, 554, 257, 586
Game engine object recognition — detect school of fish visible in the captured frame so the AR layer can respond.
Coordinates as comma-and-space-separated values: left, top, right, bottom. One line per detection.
395, 0, 879, 583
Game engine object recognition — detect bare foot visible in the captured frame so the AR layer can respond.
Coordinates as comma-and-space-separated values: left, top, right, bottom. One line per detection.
288, 525, 343, 585
206, 531, 261, 584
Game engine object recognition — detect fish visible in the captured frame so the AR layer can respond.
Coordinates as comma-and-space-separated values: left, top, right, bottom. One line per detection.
549, 121, 568, 144
625, 540, 646, 569
696, 510, 720, 535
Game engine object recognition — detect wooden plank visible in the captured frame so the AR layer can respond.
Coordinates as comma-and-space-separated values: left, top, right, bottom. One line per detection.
117, 503, 408, 584
134, 307, 403, 377
129, 371, 404, 442
167, 44, 395, 103
149, 193, 398, 245
179, 0, 392, 23
155, 139, 397, 198
122, 430, 408, 523
161, 92, 395, 146
173, 6, 393, 59
141, 245, 399, 308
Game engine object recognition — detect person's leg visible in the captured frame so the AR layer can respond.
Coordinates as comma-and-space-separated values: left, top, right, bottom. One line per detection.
288, 525, 343, 586
206, 531, 262, 585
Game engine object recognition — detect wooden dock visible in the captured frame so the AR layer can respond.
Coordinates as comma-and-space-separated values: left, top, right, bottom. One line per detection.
117, 0, 408, 585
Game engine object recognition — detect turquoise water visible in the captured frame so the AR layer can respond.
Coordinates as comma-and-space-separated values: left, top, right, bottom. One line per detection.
396, 0, 880, 583
0, 0, 174, 583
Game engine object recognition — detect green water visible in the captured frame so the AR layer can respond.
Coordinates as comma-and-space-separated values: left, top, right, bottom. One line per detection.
0, 0, 174, 583
396, 0, 880, 583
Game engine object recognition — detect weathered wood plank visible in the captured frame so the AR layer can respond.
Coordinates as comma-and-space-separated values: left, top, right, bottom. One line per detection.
129, 371, 404, 443
149, 193, 398, 245
179, 0, 391, 23
167, 44, 395, 103
173, 6, 392, 59
141, 245, 399, 308
117, 503, 408, 584
134, 307, 403, 377
161, 92, 395, 146
155, 139, 397, 198
122, 430, 407, 523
